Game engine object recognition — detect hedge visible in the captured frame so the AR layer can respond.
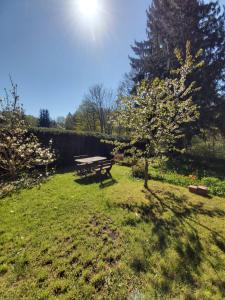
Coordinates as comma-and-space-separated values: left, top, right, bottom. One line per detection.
31, 128, 127, 166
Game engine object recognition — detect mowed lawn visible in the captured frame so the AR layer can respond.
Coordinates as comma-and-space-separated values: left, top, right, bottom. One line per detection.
0, 166, 225, 300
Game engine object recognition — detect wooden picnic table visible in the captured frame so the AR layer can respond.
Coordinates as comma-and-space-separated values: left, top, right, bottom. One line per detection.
75, 156, 107, 165
74, 156, 113, 177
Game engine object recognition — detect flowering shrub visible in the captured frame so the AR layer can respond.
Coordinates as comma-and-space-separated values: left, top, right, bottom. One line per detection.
0, 80, 55, 197
0, 125, 55, 179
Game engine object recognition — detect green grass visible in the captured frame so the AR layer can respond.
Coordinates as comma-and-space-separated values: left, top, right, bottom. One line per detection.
0, 166, 225, 299
130, 157, 225, 197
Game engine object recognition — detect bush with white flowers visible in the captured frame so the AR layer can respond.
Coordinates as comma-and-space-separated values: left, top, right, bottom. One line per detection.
0, 81, 55, 197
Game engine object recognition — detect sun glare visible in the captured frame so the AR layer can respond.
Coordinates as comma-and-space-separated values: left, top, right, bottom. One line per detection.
78, 0, 100, 18
71, 0, 109, 42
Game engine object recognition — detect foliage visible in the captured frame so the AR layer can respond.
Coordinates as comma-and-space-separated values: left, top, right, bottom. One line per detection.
0, 81, 55, 197
0, 173, 51, 199
114, 153, 136, 167
64, 112, 76, 130
0, 166, 225, 299
128, 149, 225, 197
0, 125, 54, 179
25, 115, 38, 127
31, 127, 129, 142
201, 177, 225, 197
130, 0, 225, 134
75, 84, 115, 134
112, 42, 203, 188
55, 116, 66, 129
38, 109, 51, 128
131, 159, 146, 179
189, 129, 225, 160
149, 167, 225, 197
113, 152, 124, 162
117, 71, 135, 98
76, 99, 98, 132
30, 127, 129, 166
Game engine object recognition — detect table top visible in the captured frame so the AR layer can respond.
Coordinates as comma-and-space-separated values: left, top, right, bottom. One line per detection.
75, 156, 107, 164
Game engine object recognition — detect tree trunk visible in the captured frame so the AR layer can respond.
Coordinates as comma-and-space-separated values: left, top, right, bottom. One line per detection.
144, 158, 149, 189
9, 164, 17, 180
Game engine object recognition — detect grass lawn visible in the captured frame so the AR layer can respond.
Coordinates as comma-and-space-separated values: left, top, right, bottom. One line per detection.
0, 165, 225, 300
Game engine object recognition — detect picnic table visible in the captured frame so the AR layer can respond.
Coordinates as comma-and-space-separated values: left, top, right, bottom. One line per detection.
74, 156, 113, 177
75, 156, 107, 165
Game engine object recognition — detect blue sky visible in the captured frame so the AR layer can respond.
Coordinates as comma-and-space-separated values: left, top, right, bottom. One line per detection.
0, 0, 224, 119
0, 0, 150, 118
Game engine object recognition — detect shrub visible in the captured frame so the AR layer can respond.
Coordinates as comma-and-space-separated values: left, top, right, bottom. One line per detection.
31, 128, 127, 166
201, 177, 221, 187
0, 264, 8, 276
202, 177, 225, 197
0, 81, 55, 198
123, 157, 137, 167
0, 172, 51, 199
190, 132, 225, 160
114, 154, 136, 167
131, 160, 225, 197
114, 153, 124, 162
132, 160, 146, 179
150, 168, 225, 197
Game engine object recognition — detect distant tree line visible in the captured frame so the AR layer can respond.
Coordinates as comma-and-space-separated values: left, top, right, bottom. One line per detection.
34, 84, 116, 134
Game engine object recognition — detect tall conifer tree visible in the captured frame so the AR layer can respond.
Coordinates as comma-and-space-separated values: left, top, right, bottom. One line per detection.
38, 109, 51, 128
130, 0, 225, 131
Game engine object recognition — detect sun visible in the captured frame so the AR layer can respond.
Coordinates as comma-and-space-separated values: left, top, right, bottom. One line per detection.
78, 0, 100, 18
72, 0, 107, 41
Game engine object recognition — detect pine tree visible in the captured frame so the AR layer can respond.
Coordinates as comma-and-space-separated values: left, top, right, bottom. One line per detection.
130, 0, 225, 131
39, 109, 51, 128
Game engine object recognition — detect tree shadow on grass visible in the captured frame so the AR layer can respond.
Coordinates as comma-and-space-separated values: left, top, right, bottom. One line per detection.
74, 174, 117, 189
120, 188, 225, 294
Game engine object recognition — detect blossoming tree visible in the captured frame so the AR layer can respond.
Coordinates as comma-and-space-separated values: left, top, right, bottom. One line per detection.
0, 80, 55, 194
112, 42, 204, 188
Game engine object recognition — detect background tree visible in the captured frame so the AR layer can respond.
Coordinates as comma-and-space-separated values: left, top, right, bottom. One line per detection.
76, 100, 98, 132
130, 0, 225, 134
117, 72, 135, 98
56, 116, 66, 129
114, 43, 203, 188
75, 84, 115, 134
85, 84, 114, 133
25, 115, 38, 127
38, 109, 51, 128
50, 119, 57, 128
65, 113, 76, 130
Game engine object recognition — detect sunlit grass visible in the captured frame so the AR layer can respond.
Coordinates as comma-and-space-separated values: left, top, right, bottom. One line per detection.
0, 166, 225, 299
